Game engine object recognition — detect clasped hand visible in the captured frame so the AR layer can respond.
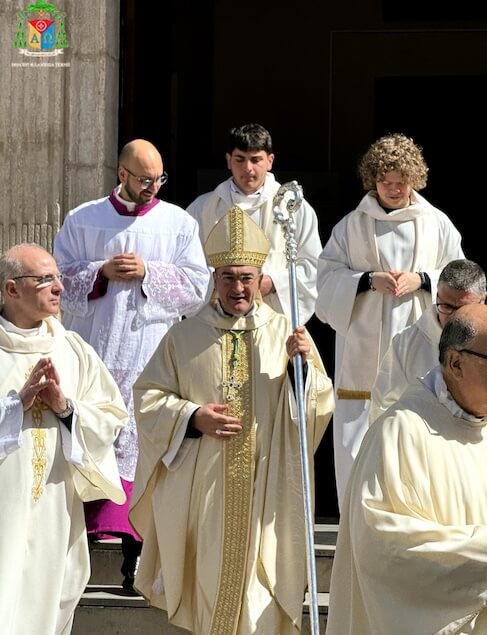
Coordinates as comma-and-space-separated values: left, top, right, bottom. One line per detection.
371, 271, 422, 297
102, 253, 145, 281
19, 357, 68, 414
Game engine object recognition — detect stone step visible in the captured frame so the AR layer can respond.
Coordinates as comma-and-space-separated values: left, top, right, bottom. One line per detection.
88, 523, 337, 594
314, 522, 339, 546
77, 523, 337, 634
73, 585, 328, 634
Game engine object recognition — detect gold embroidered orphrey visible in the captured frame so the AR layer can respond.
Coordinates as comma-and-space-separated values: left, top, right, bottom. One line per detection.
29, 366, 49, 502
221, 330, 244, 401
210, 329, 255, 634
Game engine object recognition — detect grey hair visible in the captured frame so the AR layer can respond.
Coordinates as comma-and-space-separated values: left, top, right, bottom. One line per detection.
439, 313, 477, 365
0, 243, 42, 288
438, 259, 486, 297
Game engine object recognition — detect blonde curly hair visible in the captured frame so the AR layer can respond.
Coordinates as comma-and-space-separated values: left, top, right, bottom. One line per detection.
358, 133, 429, 191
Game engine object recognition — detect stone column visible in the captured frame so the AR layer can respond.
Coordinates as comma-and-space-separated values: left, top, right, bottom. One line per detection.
0, 0, 120, 254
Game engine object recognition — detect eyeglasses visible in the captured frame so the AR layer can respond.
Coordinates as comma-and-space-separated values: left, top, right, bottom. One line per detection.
216, 273, 260, 287
458, 348, 487, 361
435, 298, 483, 316
122, 166, 168, 190
12, 273, 64, 288
436, 302, 461, 316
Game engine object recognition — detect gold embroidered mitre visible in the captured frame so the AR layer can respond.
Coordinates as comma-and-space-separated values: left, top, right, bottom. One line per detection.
204, 205, 270, 268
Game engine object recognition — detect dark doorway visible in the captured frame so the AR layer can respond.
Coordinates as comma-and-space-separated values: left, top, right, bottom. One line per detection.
375, 75, 487, 270
118, 3, 487, 522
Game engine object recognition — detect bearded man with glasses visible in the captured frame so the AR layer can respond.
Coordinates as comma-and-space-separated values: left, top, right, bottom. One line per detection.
53, 138, 210, 591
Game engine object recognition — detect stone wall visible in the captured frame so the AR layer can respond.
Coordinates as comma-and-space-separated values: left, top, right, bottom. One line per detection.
0, 0, 119, 254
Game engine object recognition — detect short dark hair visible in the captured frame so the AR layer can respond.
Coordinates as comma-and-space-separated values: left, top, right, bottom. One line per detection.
226, 123, 273, 154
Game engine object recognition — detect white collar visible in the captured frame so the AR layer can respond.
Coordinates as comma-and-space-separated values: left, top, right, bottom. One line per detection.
114, 184, 137, 211
229, 180, 265, 197
0, 313, 47, 337
421, 366, 486, 423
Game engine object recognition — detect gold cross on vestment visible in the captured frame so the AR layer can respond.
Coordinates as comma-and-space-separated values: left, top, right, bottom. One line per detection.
222, 375, 243, 401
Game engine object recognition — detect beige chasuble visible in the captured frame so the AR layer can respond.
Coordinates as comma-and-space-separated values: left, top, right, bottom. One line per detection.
130, 301, 334, 635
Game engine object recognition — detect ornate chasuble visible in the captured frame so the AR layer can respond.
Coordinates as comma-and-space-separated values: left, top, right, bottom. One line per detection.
129, 298, 335, 635
210, 329, 255, 635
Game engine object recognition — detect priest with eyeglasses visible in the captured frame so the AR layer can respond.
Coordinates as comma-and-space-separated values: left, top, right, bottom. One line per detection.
327, 302, 487, 635
0, 243, 128, 634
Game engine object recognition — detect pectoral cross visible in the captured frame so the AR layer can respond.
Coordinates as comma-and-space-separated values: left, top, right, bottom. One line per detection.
222, 375, 243, 401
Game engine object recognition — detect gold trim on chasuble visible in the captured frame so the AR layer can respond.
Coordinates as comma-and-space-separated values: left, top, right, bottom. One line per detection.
210, 330, 255, 635
30, 395, 49, 502
337, 388, 371, 400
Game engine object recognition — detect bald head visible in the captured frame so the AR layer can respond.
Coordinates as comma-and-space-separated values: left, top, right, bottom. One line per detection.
440, 303, 487, 418
456, 303, 487, 325
119, 139, 162, 167
117, 139, 165, 206
0, 243, 64, 328
440, 304, 487, 362
0, 243, 51, 287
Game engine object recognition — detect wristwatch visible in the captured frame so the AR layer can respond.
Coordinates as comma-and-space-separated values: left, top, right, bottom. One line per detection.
55, 398, 74, 419
368, 271, 376, 291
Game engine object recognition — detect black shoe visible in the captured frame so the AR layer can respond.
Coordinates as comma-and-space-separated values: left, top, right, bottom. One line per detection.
121, 574, 137, 595
121, 554, 140, 594
120, 535, 142, 594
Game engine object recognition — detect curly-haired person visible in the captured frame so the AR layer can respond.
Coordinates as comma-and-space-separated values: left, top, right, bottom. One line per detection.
315, 132, 465, 508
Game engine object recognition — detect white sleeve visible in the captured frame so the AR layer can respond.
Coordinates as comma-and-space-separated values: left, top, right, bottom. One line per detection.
0, 394, 24, 459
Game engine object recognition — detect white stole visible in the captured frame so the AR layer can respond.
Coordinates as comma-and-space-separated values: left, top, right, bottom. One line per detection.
337, 192, 438, 397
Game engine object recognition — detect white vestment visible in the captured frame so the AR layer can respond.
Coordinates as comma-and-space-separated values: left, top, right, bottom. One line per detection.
327, 369, 487, 635
315, 190, 464, 505
53, 193, 210, 479
369, 303, 441, 422
129, 301, 334, 635
186, 173, 322, 324
0, 316, 127, 635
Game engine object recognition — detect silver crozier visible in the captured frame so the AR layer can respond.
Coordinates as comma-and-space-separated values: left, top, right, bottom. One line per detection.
272, 181, 320, 635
